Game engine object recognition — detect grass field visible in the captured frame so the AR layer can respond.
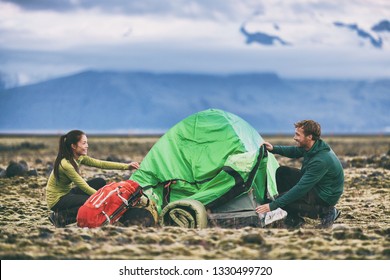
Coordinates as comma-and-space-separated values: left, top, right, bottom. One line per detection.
0, 135, 389, 259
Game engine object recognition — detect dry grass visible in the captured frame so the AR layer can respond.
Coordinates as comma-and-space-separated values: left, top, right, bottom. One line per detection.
0, 135, 389, 260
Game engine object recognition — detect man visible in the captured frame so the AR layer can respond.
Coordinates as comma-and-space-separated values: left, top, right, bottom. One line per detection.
256, 120, 344, 228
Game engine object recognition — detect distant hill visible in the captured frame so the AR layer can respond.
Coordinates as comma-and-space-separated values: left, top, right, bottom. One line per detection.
0, 71, 389, 135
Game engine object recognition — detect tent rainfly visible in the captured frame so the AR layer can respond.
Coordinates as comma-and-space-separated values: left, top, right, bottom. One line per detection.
130, 109, 281, 228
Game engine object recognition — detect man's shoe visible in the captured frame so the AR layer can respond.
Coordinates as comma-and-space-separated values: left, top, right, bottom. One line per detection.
284, 214, 305, 229
334, 208, 341, 221
319, 207, 340, 228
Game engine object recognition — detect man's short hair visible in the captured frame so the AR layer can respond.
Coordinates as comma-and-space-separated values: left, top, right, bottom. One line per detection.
295, 120, 321, 141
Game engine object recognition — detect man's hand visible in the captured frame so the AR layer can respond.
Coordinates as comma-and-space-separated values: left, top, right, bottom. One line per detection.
263, 141, 274, 152
255, 204, 271, 214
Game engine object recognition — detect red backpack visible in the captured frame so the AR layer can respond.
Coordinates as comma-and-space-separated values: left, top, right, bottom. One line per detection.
77, 180, 145, 228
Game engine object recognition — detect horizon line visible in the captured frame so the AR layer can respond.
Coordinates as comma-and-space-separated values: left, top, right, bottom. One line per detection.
1, 132, 389, 138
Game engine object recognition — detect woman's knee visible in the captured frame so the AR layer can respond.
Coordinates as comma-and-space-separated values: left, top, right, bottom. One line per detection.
52, 193, 89, 211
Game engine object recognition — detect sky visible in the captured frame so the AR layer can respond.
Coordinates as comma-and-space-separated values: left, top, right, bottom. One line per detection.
0, 0, 389, 87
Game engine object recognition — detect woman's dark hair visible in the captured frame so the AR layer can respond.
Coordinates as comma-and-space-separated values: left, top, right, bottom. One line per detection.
53, 130, 85, 180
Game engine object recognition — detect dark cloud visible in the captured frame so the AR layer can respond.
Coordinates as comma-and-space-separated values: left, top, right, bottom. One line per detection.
4, 0, 168, 13
4, 0, 260, 20
3, 0, 76, 11
334, 22, 383, 49
240, 25, 291, 46
372, 20, 390, 33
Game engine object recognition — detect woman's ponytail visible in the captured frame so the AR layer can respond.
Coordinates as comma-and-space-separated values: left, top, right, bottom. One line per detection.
53, 130, 84, 180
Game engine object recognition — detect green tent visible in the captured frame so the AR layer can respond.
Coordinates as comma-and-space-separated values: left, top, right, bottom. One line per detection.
130, 109, 280, 227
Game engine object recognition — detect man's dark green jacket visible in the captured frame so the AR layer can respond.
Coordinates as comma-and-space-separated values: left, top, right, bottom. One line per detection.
269, 139, 344, 211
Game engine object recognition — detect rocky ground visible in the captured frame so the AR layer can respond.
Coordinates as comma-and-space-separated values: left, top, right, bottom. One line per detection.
0, 135, 389, 260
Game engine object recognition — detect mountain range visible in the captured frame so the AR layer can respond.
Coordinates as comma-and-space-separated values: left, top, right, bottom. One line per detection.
0, 71, 389, 135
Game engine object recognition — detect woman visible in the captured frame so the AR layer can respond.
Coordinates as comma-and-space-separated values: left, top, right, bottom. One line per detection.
46, 130, 139, 227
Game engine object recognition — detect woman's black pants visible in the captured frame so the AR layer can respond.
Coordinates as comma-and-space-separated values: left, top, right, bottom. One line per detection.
50, 178, 106, 225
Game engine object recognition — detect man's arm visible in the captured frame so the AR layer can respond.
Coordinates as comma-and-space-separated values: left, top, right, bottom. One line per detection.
273, 145, 305, 158
269, 159, 328, 210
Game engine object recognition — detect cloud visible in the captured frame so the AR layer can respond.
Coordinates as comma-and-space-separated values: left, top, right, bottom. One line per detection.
3, 0, 262, 20
372, 20, 390, 32
0, 1, 246, 51
2, 0, 75, 12
240, 25, 291, 46
0, 0, 390, 86
2, 0, 388, 51
334, 22, 383, 48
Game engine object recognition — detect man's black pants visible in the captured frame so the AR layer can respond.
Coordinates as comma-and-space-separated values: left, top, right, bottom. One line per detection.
276, 166, 332, 218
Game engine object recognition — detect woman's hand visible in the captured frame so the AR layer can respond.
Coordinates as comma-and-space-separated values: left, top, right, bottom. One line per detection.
255, 204, 270, 214
128, 162, 140, 170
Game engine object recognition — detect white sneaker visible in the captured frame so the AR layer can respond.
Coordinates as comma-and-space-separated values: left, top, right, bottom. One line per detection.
259, 208, 287, 227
